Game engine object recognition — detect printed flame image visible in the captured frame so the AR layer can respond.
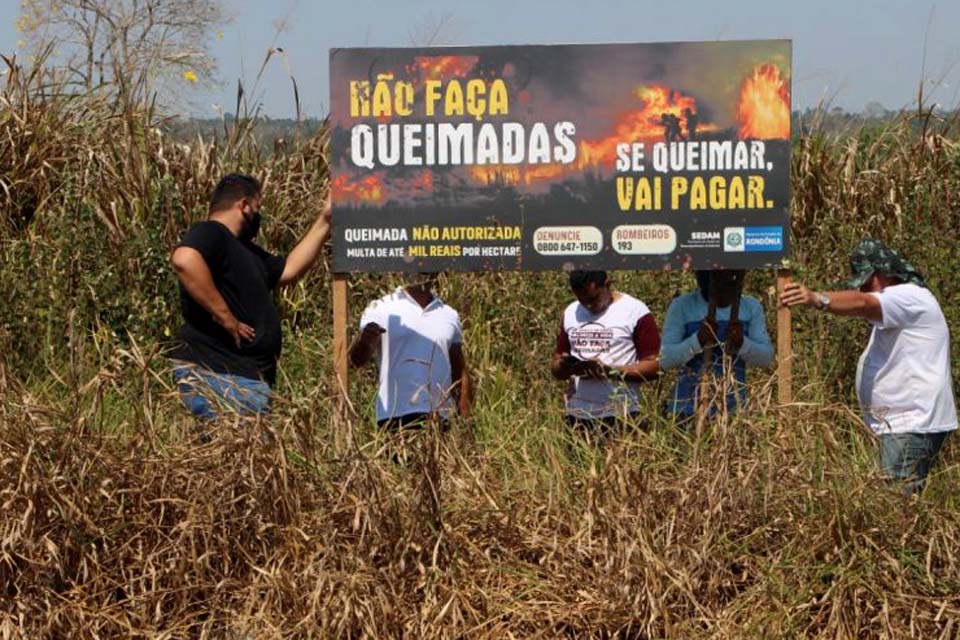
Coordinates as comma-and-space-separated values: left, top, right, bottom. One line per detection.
737, 63, 790, 139
332, 174, 385, 204
414, 55, 479, 81
471, 165, 521, 186
470, 164, 569, 187
522, 164, 569, 185
333, 171, 436, 204
408, 171, 434, 191
579, 85, 710, 168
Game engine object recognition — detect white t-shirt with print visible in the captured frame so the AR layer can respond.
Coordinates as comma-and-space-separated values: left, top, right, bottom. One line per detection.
561, 294, 654, 419
855, 283, 957, 435
360, 288, 463, 421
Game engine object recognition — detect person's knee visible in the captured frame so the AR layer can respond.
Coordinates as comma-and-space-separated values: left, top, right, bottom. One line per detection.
221, 377, 272, 416
179, 386, 218, 421
236, 388, 271, 415
174, 368, 219, 421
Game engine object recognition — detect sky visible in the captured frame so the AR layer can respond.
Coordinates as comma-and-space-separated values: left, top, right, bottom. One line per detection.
2, 0, 959, 119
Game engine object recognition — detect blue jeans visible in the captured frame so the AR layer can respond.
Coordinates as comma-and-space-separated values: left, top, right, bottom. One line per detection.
879, 431, 951, 494
173, 366, 271, 421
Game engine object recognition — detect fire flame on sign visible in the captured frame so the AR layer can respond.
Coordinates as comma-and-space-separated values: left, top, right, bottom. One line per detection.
579, 85, 715, 169
737, 63, 790, 139
406, 171, 434, 192
332, 175, 385, 204
469, 163, 570, 187
333, 171, 437, 204
414, 56, 479, 81
470, 165, 521, 186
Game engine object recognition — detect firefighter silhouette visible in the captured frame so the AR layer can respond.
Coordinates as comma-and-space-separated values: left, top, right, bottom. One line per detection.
659, 113, 685, 142
683, 107, 698, 140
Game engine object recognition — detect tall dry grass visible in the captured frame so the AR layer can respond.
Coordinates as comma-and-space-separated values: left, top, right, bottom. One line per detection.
3, 51, 960, 638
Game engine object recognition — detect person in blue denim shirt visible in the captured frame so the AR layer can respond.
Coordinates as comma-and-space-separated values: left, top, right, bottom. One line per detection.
661, 270, 774, 420
170, 174, 330, 421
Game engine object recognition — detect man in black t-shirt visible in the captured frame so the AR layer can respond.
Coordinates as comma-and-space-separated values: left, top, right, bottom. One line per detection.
170, 173, 330, 420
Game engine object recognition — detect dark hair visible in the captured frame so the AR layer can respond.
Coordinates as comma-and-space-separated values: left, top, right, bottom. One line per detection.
569, 270, 608, 290
210, 174, 261, 212
695, 269, 745, 301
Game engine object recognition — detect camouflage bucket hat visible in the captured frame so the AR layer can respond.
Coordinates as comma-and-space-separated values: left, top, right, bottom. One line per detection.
844, 238, 926, 289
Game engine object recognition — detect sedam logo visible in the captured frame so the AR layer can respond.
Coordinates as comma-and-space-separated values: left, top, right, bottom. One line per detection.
680, 230, 722, 250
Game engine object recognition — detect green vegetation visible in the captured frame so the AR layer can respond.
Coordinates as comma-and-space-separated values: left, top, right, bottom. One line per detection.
2, 48, 960, 638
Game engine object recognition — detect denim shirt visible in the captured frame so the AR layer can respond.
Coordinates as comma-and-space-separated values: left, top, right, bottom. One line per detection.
660, 291, 774, 417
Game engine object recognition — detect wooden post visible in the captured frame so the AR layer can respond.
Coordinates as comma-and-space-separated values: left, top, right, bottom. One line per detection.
776, 268, 793, 405
332, 273, 349, 397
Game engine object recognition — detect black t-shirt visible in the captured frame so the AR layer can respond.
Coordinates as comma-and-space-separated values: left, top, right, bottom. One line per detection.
172, 221, 286, 385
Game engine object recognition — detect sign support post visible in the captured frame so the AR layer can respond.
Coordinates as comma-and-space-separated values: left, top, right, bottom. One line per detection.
332, 273, 349, 397
776, 267, 793, 405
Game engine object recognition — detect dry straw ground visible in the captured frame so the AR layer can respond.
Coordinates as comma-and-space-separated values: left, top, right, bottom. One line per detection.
2, 52, 960, 638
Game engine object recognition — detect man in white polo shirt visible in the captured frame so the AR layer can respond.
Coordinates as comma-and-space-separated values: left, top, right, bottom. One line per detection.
781, 238, 956, 493
551, 270, 661, 436
349, 274, 470, 429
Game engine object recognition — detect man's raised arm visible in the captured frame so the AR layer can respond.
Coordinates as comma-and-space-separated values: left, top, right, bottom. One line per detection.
278, 195, 332, 287
780, 283, 882, 322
